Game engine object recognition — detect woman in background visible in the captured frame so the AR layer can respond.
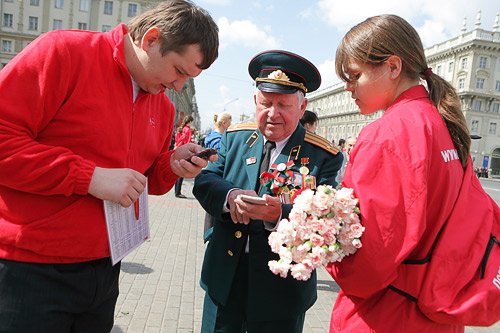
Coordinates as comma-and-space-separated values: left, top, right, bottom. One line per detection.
204, 112, 232, 149
174, 115, 194, 198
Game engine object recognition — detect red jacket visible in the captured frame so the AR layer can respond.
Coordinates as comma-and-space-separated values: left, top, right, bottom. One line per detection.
0, 24, 177, 263
174, 125, 193, 148
326, 86, 465, 332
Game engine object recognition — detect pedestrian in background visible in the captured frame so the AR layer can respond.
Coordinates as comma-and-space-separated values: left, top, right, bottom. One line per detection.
326, 14, 474, 332
335, 137, 356, 185
0, 1, 218, 332
204, 112, 233, 149
299, 110, 319, 133
174, 115, 194, 198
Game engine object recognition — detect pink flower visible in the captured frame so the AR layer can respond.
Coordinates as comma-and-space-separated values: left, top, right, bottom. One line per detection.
267, 185, 364, 281
290, 263, 313, 281
268, 260, 290, 278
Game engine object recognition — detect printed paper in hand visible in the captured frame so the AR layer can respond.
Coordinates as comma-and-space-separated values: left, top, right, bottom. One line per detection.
103, 184, 150, 265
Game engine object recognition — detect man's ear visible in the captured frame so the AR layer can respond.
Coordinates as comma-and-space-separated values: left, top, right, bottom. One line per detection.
140, 27, 160, 52
386, 55, 402, 79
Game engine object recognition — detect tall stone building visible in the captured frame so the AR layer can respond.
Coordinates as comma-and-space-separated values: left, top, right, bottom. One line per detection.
308, 12, 500, 176
0, 0, 199, 132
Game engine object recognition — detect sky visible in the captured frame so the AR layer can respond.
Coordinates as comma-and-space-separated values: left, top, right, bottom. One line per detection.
191, 0, 499, 131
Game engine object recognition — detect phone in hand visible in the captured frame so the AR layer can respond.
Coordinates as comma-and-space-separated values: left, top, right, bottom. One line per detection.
238, 194, 267, 205
185, 148, 217, 163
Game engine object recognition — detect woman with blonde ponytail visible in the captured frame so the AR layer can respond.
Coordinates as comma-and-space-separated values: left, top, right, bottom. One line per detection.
204, 112, 232, 149
324, 14, 485, 333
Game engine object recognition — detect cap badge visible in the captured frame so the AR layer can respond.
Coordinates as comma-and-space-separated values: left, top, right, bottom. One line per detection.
267, 70, 290, 82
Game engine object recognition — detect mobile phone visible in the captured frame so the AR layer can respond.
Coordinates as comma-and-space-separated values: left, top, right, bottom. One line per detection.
185, 148, 217, 163
238, 194, 267, 205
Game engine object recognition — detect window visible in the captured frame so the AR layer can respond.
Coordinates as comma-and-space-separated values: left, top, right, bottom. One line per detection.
53, 19, 62, 30
476, 78, 485, 89
28, 16, 39, 31
496, 81, 500, 92
78, 22, 88, 30
436, 65, 442, 76
461, 57, 468, 69
104, 1, 113, 15
2, 40, 13, 53
489, 122, 497, 135
3, 13, 13, 28
471, 120, 479, 133
479, 56, 487, 69
448, 62, 454, 72
493, 103, 500, 114
79, 0, 90, 12
30, 0, 40, 6
128, 3, 138, 17
472, 100, 482, 111
102, 25, 111, 32
458, 78, 465, 90
55, 0, 64, 9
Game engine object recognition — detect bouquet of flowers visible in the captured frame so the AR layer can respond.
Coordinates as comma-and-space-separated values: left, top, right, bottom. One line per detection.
268, 185, 364, 281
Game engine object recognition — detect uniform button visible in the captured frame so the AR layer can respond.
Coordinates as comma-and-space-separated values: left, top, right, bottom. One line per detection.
227, 250, 234, 256
235, 231, 242, 239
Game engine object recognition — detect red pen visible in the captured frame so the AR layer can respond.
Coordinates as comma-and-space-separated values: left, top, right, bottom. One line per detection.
134, 199, 140, 221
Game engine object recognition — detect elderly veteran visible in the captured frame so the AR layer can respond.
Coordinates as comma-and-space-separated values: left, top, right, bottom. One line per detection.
193, 50, 343, 333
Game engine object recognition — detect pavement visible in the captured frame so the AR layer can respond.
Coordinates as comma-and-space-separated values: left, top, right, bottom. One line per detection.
112, 179, 500, 333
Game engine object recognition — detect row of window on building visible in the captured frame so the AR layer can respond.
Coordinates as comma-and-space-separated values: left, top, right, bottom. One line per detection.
471, 120, 497, 135
1, 0, 138, 38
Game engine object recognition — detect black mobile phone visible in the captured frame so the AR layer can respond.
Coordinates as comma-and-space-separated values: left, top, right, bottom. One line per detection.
185, 148, 217, 163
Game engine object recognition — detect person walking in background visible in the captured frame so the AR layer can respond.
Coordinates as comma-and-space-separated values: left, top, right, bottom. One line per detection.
0, 1, 219, 332
204, 112, 233, 149
325, 14, 478, 332
299, 110, 319, 133
335, 137, 356, 185
194, 50, 343, 333
174, 115, 194, 198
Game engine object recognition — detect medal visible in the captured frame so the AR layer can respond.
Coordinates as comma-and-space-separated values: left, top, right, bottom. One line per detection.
299, 157, 310, 175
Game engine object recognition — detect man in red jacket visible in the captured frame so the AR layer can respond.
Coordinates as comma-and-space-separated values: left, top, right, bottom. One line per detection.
0, 1, 218, 332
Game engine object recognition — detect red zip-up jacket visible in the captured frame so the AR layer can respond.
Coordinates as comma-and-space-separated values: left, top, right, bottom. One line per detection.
326, 86, 465, 332
0, 24, 177, 263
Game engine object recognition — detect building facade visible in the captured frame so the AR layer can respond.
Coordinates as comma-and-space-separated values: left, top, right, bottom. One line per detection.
0, 0, 198, 132
308, 12, 500, 176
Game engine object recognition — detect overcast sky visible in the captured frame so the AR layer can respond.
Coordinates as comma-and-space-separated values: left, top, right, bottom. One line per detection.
191, 0, 499, 131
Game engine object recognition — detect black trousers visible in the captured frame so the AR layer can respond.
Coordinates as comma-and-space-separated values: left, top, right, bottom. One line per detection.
175, 177, 184, 195
202, 254, 306, 333
0, 257, 120, 333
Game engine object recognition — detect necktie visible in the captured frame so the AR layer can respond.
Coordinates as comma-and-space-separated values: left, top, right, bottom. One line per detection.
257, 140, 276, 191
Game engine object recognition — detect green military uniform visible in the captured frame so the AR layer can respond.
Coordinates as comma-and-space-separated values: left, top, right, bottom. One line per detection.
194, 123, 342, 329
194, 49, 343, 333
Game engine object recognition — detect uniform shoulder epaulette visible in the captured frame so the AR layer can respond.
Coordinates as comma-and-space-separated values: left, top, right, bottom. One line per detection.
227, 122, 258, 132
304, 132, 340, 155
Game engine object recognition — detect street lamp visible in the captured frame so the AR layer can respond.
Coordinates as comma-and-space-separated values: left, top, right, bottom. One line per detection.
223, 98, 239, 112
471, 134, 482, 140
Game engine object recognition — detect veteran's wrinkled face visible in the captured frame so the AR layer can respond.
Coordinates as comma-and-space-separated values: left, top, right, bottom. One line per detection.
254, 90, 307, 142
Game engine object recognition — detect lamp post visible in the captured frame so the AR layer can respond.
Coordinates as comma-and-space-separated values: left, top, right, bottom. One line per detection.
223, 98, 239, 112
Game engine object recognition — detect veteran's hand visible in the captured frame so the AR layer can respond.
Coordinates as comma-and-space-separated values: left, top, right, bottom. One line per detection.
227, 189, 259, 224
239, 194, 282, 224
230, 192, 281, 225
170, 143, 217, 178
